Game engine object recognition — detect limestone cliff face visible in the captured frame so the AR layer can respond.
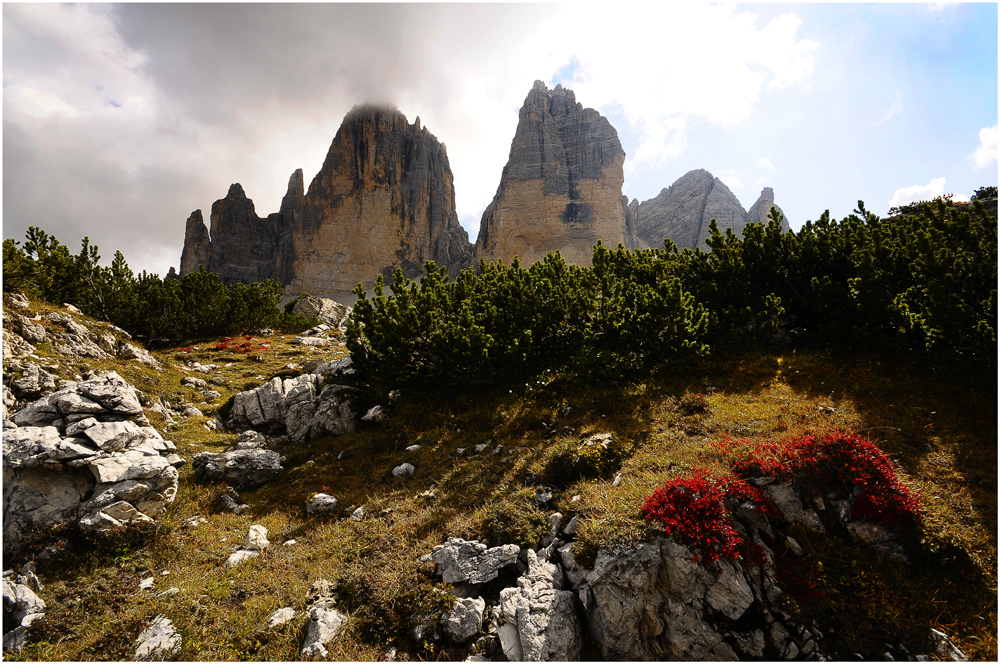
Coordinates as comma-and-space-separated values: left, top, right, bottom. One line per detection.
475, 81, 636, 267
178, 106, 472, 301
288, 106, 471, 296
179, 210, 212, 275
633, 171, 790, 251
746, 186, 791, 230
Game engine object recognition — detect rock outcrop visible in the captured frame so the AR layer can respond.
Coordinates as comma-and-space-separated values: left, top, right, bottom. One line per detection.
633, 171, 791, 251
746, 186, 790, 227
475, 81, 637, 267
3, 372, 180, 558
496, 549, 582, 661
178, 107, 473, 302
226, 374, 357, 444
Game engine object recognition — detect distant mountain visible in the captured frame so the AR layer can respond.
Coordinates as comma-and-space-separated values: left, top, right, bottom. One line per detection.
629, 170, 791, 251
474, 81, 638, 267
178, 87, 792, 297
179, 106, 472, 302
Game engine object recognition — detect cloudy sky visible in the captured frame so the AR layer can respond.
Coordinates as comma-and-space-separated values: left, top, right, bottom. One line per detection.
4, 2, 997, 277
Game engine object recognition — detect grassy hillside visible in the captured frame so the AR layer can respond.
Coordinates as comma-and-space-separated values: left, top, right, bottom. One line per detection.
4, 295, 995, 661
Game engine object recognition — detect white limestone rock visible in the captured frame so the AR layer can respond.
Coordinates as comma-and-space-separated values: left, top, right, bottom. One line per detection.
430, 537, 519, 585
301, 607, 347, 658
134, 614, 181, 660
496, 549, 582, 661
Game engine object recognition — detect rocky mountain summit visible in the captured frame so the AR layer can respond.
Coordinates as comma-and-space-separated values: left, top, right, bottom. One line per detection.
630, 170, 791, 251
177, 83, 791, 290
475, 81, 638, 267
179, 106, 473, 302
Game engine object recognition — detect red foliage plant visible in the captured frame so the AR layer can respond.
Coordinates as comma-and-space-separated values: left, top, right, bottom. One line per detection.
214, 335, 271, 354
713, 431, 922, 527
641, 468, 778, 564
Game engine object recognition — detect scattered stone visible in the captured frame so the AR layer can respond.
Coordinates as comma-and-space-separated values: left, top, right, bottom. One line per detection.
291, 336, 329, 348
405, 444, 421, 452
225, 550, 260, 568
533, 488, 553, 508
244, 525, 269, 551
134, 614, 181, 661
392, 463, 415, 477
139, 577, 155, 591
283, 540, 297, 547
301, 606, 348, 658
181, 376, 210, 390
182, 516, 208, 529
442, 596, 487, 643
474, 444, 488, 454
351, 506, 366, 521
612, 473, 622, 487
430, 537, 519, 585
306, 493, 339, 516
562, 516, 581, 537
268, 607, 296, 628
192, 449, 283, 489
156, 588, 180, 597
118, 343, 160, 367
931, 628, 968, 661
362, 405, 386, 423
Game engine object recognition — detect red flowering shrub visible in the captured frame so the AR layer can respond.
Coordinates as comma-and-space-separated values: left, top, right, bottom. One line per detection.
713, 431, 922, 527
214, 335, 271, 354
641, 468, 776, 564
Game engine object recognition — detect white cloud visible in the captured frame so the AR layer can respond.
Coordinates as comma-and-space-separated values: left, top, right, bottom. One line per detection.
970, 124, 998, 168
718, 170, 744, 189
889, 177, 951, 207
3, 3, 819, 274
877, 93, 903, 124
757, 157, 777, 171
544, 5, 817, 173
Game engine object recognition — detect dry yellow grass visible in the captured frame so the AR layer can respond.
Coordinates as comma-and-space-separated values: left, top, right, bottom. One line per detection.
5, 299, 995, 660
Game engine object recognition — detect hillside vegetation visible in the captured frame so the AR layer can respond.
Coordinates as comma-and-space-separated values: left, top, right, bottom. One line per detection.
2, 195, 996, 660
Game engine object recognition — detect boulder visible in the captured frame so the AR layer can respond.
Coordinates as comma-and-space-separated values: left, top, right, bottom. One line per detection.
134, 614, 181, 660
3, 574, 46, 652
10, 364, 57, 399
441, 597, 487, 643
191, 449, 283, 489
291, 295, 353, 330
268, 607, 296, 629
3, 373, 179, 558
306, 493, 339, 515
496, 549, 582, 661
227, 375, 357, 444
430, 537, 519, 585
392, 463, 415, 477
301, 606, 347, 658
244, 525, 269, 551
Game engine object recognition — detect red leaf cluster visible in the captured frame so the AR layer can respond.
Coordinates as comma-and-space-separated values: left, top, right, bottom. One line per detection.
641, 468, 776, 564
713, 431, 922, 527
